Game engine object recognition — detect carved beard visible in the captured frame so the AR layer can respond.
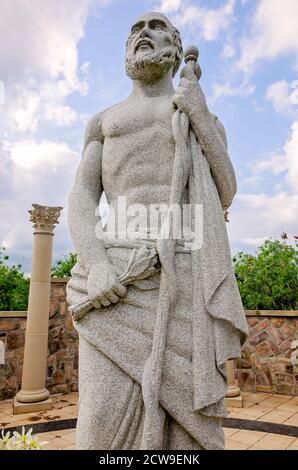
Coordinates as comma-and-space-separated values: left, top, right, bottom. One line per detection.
125, 46, 176, 82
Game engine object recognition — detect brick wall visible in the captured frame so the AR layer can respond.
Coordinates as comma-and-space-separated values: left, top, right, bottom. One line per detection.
237, 313, 298, 396
0, 280, 297, 400
0, 279, 78, 400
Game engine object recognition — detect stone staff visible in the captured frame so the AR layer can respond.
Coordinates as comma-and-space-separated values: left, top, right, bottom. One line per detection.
140, 46, 201, 449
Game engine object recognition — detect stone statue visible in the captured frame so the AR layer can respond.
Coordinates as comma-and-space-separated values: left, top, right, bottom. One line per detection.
67, 11, 248, 450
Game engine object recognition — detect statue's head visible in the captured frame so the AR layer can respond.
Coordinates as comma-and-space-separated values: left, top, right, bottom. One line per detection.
125, 12, 183, 82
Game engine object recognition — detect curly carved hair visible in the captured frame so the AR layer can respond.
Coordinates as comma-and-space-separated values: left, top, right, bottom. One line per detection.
171, 27, 183, 77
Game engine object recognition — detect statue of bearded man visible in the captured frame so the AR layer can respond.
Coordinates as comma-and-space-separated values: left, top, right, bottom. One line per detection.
67, 11, 248, 450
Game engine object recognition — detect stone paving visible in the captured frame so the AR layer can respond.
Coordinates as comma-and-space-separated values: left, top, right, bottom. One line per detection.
0, 391, 297, 450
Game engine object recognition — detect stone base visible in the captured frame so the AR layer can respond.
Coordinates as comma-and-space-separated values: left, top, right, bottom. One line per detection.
225, 394, 243, 408
13, 397, 53, 415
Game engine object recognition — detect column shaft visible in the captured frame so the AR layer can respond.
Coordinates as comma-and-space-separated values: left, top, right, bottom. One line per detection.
225, 359, 243, 408
14, 204, 62, 413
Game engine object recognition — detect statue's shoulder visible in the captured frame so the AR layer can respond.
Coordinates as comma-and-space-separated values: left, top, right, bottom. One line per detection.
83, 101, 126, 148
84, 111, 105, 147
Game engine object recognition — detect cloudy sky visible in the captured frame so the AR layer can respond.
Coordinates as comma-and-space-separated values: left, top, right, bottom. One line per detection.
0, 0, 297, 271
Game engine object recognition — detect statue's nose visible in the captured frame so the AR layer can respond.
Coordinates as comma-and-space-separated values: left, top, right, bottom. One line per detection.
140, 26, 152, 38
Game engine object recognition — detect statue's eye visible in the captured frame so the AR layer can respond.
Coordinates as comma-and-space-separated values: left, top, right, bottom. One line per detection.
152, 22, 166, 31
132, 27, 141, 35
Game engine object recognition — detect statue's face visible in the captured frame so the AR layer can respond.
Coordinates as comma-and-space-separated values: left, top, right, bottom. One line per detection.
127, 14, 174, 59
126, 13, 178, 82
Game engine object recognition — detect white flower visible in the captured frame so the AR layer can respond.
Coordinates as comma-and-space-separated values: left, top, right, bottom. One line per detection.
0, 430, 11, 450
0, 426, 48, 450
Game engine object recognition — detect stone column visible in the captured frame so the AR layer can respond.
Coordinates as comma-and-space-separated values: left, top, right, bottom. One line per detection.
225, 359, 243, 408
14, 204, 62, 414
223, 211, 243, 407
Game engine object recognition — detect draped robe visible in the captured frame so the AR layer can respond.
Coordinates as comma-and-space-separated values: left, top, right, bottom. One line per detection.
66, 117, 248, 450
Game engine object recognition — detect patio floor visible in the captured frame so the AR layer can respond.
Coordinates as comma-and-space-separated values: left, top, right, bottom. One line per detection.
0, 391, 297, 450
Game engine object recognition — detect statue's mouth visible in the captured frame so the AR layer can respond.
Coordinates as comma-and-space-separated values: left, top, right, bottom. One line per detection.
134, 39, 154, 53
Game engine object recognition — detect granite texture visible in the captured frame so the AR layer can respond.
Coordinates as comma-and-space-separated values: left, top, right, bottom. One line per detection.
1, 296, 297, 401
66, 11, 248, 450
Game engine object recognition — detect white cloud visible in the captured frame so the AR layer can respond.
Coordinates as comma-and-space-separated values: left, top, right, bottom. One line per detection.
7, 88, 41, 133
283, 121, 298, 190
80, 61, 91, 76
0, 0, 92, 84
252, 154, 287, 175
238, 0, 298, 74
157, 0, 236, 41
0, 139, 79, 267
10, 140, 77, 172
242, 236, 271, 248
2, 139, 79, 206
159, 0, 182, 13
230, 121, 298, 251
222, 40, 236, 59
265, 80, 298, 117
44, 104, 78, 129
229, 191, 298, 252
252, 98, 266, 114
240, 173, 261, 188
248, 121, 298, 192
5, 80, 82, 132
211, 80, 255, 101
0, 0, 109, 133
0, 1, 113, 267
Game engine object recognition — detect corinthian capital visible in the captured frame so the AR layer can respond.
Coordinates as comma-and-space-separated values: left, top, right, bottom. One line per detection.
29, 203, 63, 234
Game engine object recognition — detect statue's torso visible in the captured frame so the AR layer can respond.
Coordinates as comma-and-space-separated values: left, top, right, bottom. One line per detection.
101, 95, 177, 209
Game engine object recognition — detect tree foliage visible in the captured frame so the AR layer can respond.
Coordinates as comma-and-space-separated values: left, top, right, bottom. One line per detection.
1, 238, 297, 311
233, 239, 298, 310
0, 247, 29, 311
51, 252, 77, 278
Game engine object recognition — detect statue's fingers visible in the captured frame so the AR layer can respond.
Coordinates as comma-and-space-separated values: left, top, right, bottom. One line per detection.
105, 290, 120, 304
175, 86, 187, 96
113, 284, 127, 297
173, 94, 186, 112
90, 298, 102, 309
173, 93, 182, 107
98, 294, 111, 307
179, 77, 191, 87
76, 298, 90, 307
174, 89, 188, 103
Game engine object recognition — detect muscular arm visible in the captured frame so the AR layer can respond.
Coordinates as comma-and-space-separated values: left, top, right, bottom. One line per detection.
174, 67, 237, 209
68, 113, 110, 271
190, 108, 237, 209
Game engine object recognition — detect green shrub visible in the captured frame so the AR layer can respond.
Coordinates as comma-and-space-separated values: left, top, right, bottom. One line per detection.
0, 247, 29, 311
1, 238, 297, 312
233, 238, 298, 310
51, 252, 77, 278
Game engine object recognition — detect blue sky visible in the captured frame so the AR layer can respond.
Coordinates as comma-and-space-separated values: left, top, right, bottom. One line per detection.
0, 0, 297, 272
